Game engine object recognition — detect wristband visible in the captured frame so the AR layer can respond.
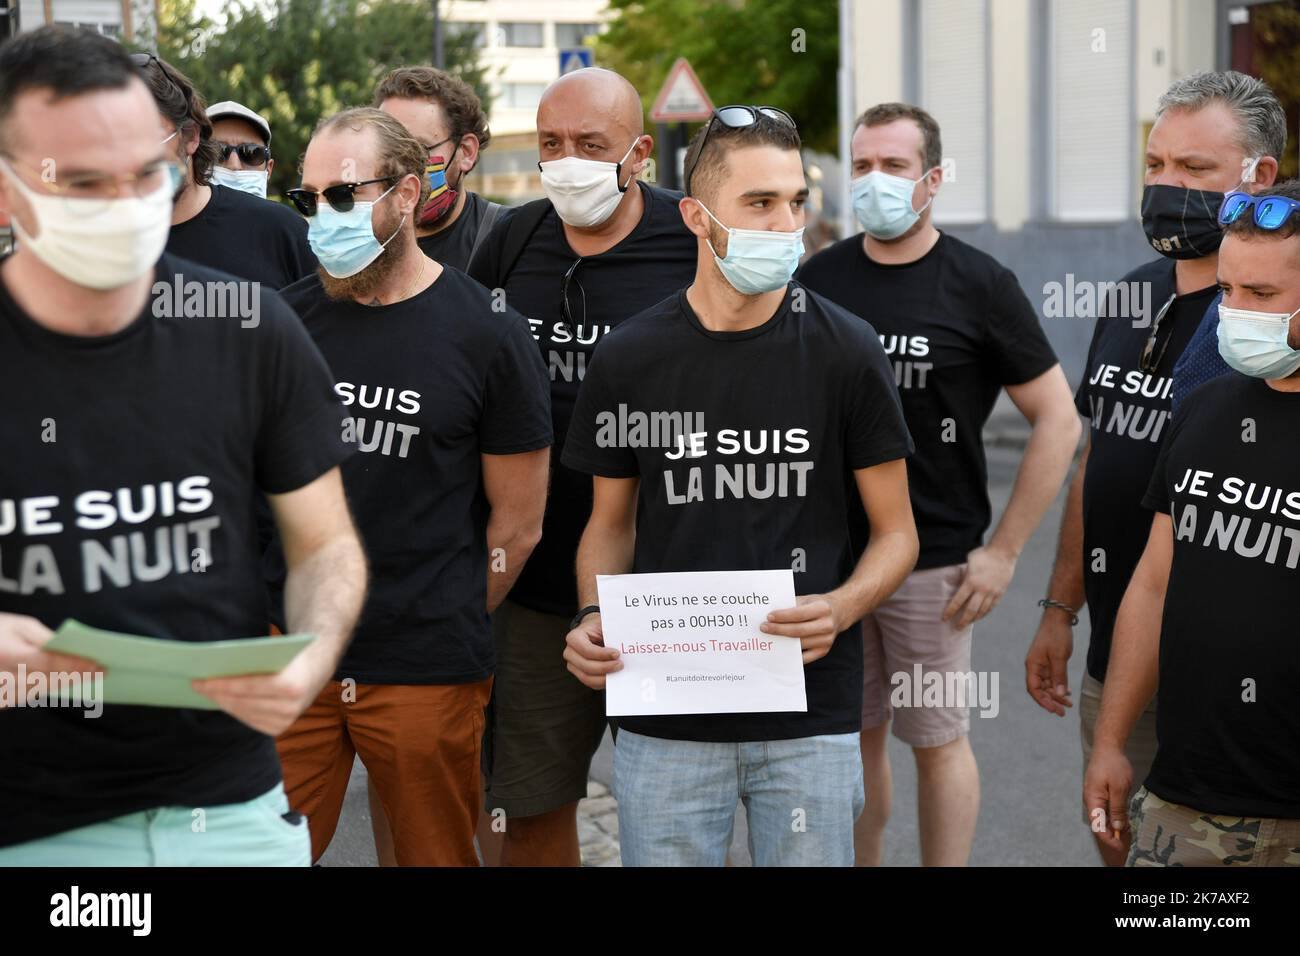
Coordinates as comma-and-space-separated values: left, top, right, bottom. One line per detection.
1038, 598, 1079, 626
569, 604, 601, 631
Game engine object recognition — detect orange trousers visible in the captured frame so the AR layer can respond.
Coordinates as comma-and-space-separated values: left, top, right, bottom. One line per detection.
276, 677, 492, 866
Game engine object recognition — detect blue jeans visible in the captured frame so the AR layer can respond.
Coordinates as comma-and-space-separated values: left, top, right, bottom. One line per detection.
0, 784, 310, 866
613, 729, 864, 866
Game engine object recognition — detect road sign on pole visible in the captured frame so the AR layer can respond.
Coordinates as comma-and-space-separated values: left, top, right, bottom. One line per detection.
649, 57, 714, 123
560, 47, 594, 75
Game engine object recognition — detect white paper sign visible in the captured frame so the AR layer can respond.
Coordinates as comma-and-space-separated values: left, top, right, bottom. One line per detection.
596, 569, 806, 716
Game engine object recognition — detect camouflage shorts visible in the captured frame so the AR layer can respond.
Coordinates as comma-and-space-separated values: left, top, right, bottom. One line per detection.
1127, 786, 1300, 867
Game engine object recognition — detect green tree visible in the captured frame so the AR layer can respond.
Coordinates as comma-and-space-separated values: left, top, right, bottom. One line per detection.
139, 0, 490, 200
595, 0, 839, 153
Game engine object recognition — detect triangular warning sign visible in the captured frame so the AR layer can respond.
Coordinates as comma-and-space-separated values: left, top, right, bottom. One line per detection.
650, 58, 715, 122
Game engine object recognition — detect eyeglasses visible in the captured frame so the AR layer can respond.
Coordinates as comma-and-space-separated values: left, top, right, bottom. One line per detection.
0, 153, 183, 216
286, 176, 399, 217
1219, 190, 1300, 230
561, 257, 586, 329
1139, 291, 1178, 374
423, 135, 456, 156
130, 52, 187, 103
216, 142, 271, 167
684, 105, 797, 197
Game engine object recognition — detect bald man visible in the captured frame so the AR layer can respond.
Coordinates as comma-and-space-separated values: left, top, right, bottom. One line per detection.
468, 68, 697, 866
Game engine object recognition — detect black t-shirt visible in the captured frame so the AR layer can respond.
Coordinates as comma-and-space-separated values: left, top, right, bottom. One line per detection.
275, 266, 552, 684
796, 233, 1058, 567
1074, 259, 1218, 681
1141, 373, 1300, 818
0, 254, 350, 847
166, 183, 317, 289
562, 283, 914, 742
468, 183, 698, 617
415, 191, 496, 271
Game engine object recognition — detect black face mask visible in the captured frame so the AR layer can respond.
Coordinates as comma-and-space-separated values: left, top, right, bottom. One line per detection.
1140, 184, 1225, 260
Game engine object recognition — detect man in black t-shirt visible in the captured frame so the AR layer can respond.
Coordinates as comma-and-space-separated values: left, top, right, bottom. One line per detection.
1027, 72, 1283, 866
272, 108, 552, 866
1085, 185, 1300, 866
796, 103, 1078, 867
0, 28, 366, 865
563, 110, 918, 867
375, 67, 503, 271
465, 68, 697, 866
132, 53, 317, 288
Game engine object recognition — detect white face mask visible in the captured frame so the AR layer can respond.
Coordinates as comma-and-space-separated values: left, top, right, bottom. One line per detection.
538, 138, 640, 228
1216, 301, 1300, 379
1, 157, 175, 290
212, 166, 269, 199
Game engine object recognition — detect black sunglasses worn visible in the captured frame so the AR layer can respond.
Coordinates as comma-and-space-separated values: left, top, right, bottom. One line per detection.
216, 142, 271, 167
286, 176, 399, 217
684, 105, 797, 197
215, 141, 271, 165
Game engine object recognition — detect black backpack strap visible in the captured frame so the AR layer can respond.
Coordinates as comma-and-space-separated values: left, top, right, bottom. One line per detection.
495, 198, 552, 287
468, 200, 502, 268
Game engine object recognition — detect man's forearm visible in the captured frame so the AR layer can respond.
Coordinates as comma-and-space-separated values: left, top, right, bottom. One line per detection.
828, 527, 918, 627
988, 412, 1081, 559
1041, 438, 1089, 611
283, 533, 367, 679
575, 521, 636, 608
486, 512, 543, 613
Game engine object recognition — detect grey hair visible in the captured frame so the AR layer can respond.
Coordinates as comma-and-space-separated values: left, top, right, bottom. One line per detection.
1157, 70, 1287, 161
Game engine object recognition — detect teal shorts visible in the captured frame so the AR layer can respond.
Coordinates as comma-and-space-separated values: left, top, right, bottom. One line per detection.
0, 783, 310, 866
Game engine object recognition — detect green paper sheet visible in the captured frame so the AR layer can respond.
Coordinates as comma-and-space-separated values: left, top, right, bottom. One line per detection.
43, 619, 316, 710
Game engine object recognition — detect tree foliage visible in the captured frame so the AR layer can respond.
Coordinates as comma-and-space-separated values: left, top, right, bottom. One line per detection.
139, 0, 490, 199
595, 0, 840, 153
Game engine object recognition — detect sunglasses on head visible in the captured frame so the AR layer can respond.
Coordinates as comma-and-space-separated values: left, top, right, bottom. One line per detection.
286, 176, 399, 217
684, 105, 797, 197
216, 142, 271, 166
1219, 191, 1300, 230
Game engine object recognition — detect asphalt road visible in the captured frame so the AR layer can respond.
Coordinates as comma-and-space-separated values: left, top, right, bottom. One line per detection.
322, 440, 1100, 867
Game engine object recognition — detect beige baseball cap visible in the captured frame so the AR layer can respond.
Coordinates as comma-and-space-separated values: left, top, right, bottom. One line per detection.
207, 100, 271, 144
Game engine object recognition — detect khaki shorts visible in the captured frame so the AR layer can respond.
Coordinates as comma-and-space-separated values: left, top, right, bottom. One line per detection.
1127, 786, 1300, 866
861, 563, 974, 748
1078, 671, 1158, 825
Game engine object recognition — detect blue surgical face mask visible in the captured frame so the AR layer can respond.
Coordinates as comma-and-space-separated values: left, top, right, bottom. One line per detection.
851, 168, 935, 240
696, 200, 804, 295
307, 182, 404, 278
1217, 301, 1300, 379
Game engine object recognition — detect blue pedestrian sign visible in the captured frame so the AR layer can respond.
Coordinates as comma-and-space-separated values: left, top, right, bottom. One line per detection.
559, 48, 593, 75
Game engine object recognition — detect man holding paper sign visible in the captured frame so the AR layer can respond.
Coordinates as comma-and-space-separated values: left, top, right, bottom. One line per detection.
0, 28, 367, 866
562, 107, 919, 867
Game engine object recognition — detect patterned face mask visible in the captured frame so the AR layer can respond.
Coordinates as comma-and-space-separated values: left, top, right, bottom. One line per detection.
418, 140, 459, 227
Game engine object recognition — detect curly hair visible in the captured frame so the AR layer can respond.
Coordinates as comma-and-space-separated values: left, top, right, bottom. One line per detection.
373, 66, 491, 166
135, 53, 220, 186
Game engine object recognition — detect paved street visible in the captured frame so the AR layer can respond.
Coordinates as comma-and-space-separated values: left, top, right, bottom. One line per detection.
323, 428, 1101, 867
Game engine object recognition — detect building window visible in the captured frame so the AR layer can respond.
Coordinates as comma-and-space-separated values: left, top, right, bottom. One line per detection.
1048, 0, 1133, 221
918, 0, 988, 223
555, 22, 600, 48
501, 82, 546, 110
52, 20, 121, 38
497, 22, 544, 48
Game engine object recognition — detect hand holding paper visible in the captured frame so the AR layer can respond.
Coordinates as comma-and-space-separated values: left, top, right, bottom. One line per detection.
760, 593, 841, 664
42, 620, 317, 733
